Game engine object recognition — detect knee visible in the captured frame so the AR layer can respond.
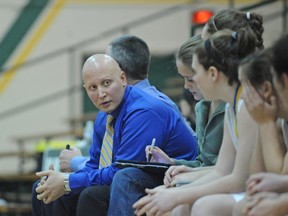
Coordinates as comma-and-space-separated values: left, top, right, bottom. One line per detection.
32, 180, 40, 199
32, 180, 40, 190
192, 195, 235, 216
79, 187, 92, 202
113, 168, 141, 185
232, 199, 245, 216
77, 188, 92, 211
111, 168, 149, 194
172, 204, 192, 216
191, 197, 211, 216
111, 168, 136, 192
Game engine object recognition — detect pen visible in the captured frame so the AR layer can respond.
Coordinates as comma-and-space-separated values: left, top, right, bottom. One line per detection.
175, 181, 192, 187
147, 138, 156, 162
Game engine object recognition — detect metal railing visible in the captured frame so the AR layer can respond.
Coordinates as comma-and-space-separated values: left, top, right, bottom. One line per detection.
0, 0, 286, 121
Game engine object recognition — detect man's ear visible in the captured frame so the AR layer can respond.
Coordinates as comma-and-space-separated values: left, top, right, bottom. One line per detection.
120, 71, 127, 86
208, 66, 219, 82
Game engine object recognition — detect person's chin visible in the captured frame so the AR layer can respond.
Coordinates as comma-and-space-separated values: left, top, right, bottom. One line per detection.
191, 93, 201, 101
99, 102, 114, 113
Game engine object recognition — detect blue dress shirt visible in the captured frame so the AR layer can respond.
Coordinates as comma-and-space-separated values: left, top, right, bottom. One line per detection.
69, 86, 198, 193
70, 79, 197, 171
134, 79, 197, 138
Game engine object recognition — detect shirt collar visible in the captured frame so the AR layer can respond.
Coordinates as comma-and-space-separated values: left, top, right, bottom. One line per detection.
133, 79, 151, 89
109, 86, 132, 119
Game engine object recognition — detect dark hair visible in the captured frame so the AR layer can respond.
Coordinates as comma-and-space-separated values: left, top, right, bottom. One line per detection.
206, 9, 264, 49
106, 35, 150, 80
176, 35, 202, 68
195, 28, 257, 85
271, 34, 288, 82
239, 49, 273, 89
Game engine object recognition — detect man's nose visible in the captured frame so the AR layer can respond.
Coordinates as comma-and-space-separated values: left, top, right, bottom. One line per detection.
98, 88, 107, 98
184, 80, 190, 89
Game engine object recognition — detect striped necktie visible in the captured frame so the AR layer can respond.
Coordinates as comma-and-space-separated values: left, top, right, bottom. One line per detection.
99, 115, 114, 168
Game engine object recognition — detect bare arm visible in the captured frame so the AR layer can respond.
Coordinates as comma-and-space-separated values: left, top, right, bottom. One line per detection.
164, 165, 213, 187
181, 103, 258, 195
260, 119, 286, 173
145, 145, 214, 187
242, 81, 287, 173
249, 127, 265, 174
133, 108, 258, 215
169, 112, 237, 189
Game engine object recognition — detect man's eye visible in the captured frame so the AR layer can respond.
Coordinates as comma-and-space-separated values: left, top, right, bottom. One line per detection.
104, 80, 111, 86
90, 85, 97, 90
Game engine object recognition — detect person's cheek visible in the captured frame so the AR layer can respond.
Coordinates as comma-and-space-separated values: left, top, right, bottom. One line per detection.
193, 76, 201, 89
187, 82, 194, 90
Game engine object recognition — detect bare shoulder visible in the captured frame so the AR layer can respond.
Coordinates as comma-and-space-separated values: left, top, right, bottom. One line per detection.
237, 102, 258, 132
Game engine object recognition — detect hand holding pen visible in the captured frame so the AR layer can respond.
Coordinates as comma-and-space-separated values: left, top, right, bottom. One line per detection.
147, 138, 156, 162
59, 143, 82, 172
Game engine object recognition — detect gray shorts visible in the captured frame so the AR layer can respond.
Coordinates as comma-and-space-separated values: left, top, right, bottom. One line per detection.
232, 193, 245, 202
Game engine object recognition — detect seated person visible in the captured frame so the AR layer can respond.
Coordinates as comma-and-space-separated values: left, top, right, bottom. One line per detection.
235, 173, 288, 216
145, 35, 226, 187
107, 34, 226, 215
148, 8, 264, 190
58, 34, 196, 173
178, 89, 198, 130
32, 35, 198, 216
233, 34, 288, 216
33, 54, 198, 216
133, 27, 260, 216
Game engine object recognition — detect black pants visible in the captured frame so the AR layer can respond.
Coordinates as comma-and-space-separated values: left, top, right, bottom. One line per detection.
32, 181, 110, 216
32, 180, 53, 216
76, 185, 110, 216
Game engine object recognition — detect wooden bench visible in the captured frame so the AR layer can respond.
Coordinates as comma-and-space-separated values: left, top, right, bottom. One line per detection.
0, 151, 36, 159
11, 129, 84, 174
0, 114, 97, 215
0, 174, 38, 215
13, 129, 84, 144
66, 112, 97, 129
7, 113, 97, 174
0, 173, 38, 182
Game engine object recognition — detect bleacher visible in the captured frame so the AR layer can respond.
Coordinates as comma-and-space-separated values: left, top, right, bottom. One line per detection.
0, 112, 96, 216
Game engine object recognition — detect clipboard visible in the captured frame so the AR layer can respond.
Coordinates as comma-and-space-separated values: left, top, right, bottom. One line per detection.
115, 159, 170, 175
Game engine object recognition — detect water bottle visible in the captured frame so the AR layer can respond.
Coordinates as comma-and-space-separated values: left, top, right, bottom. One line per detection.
76, 120, 94, 149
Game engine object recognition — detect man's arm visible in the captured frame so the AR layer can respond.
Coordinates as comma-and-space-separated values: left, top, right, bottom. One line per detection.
70, 109, 176, 190
70, 156, 89, 172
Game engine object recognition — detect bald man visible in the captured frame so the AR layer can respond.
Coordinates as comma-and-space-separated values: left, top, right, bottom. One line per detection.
34, 54, 197, 216
59, 34, 196, 173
